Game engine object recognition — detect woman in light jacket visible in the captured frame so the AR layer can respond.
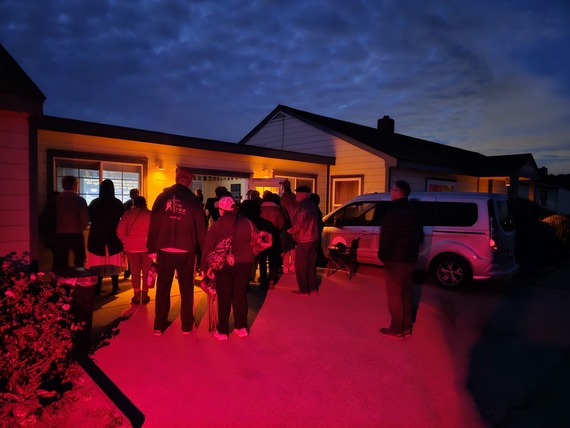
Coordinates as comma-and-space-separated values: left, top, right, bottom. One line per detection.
117, 196, 152, 304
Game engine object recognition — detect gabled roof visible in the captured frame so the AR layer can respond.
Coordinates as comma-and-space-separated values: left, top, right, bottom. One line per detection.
240, 105, 539, 179
0, 43, 45, 114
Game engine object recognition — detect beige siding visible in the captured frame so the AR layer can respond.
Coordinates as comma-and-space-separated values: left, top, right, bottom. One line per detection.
36, 129, 328, 271
391, 168, 481, 193
248, 116, 337, 156
248, 116, 396, 196
0, 110, 30, 257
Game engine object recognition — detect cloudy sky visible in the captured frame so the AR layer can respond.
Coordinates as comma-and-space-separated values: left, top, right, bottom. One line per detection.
1, 0, 569, 174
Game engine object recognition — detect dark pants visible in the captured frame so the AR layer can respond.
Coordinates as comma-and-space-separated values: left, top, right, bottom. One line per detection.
295, 240, 319, 292
215, 262, 251, 335
53, 233, 86, 269
383, 260, 414, 332
258, 247, 280, 286
154, 250, 196, 332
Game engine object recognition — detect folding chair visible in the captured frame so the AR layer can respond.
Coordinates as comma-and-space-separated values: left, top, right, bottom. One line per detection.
326, 238, 360, 279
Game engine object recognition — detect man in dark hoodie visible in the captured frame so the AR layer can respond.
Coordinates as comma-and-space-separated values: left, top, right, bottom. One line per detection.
147, 166, 207, 336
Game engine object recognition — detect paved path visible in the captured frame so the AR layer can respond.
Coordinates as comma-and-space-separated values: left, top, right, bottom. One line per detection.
90, 265, 570, 427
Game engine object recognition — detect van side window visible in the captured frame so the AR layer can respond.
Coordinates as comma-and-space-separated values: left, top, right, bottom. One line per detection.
420, 202, 478, 226
324, 202, 376, 227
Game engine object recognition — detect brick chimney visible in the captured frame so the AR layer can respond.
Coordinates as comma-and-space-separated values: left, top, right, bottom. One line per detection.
377, 115, 394, 133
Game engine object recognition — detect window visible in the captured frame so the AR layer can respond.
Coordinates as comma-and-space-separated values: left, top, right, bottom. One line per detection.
275, 175, 316, 193
50, 151, 145, 205
331, 176, 363, 210
324, 201, 377, 227
418, 202, 478, 226
426, 179, 456, 192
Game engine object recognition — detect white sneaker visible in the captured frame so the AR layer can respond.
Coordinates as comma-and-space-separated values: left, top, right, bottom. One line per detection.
234, 328, 249, 338
213, 329, 228, 341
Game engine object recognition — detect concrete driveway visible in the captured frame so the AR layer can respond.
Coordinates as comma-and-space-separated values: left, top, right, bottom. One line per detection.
89, 264, 570, 427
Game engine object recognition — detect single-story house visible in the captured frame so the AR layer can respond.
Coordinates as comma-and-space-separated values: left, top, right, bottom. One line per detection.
1, 43, 560, 272
239, 105, 545, 212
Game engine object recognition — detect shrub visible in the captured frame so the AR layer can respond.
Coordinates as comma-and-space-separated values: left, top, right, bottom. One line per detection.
0, 252, 83, 422
542, 214, 570, 248
511, 198, 569, 272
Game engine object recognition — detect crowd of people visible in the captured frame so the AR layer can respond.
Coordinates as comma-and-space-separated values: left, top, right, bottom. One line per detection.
39, 170, 422, 342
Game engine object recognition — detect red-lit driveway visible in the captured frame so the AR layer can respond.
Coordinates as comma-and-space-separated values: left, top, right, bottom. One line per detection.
91, 264, 570, 427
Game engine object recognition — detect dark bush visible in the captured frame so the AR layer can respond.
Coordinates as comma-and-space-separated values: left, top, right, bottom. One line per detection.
511, 198, 569, 273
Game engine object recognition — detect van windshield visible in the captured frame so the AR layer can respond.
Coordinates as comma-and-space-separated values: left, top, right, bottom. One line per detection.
324, 202, 377, 227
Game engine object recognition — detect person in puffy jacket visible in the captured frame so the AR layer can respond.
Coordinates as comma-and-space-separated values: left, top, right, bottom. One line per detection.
117, 196, 152, 304
287, 186, 321, 296
200, 196, 255, 341
377, 180, 423, 340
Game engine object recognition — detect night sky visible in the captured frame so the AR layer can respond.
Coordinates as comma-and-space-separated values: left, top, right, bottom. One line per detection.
1, 0, 569, 174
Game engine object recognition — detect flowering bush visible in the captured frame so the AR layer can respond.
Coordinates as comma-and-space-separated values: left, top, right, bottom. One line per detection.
0, 252, 83, 421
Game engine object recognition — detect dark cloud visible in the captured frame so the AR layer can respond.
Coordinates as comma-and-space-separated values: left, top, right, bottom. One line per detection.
1, 0, 569, 173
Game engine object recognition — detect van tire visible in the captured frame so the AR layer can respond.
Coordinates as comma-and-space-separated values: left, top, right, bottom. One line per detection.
430, 254, 472, 289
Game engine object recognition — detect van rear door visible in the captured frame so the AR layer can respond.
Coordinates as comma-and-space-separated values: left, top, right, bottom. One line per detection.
489, 197, 517, 268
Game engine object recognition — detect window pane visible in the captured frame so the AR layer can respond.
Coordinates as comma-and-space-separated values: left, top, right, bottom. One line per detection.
55, 158, 142, 205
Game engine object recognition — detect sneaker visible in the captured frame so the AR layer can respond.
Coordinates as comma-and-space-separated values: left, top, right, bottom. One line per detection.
234, 328, 249, 338
379, 327, 405, 341
153, 330, 163, 336
289, 266, 295, 273
292, 290, 310, 296
282, 266, 289, 273
213, 329, 228, 341
403, 327, 413, 338
182, 323, 197, 335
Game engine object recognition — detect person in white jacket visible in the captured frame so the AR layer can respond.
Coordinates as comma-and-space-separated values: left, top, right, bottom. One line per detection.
117, 196, 152, 304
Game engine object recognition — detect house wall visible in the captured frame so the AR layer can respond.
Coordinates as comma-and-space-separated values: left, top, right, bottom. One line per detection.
390, 168, 480, 192
0, 109, 31, 258
247, 115, 398, 208
247, 115, 508, 205
36, 129, 328, 271
557, 188, 570, 215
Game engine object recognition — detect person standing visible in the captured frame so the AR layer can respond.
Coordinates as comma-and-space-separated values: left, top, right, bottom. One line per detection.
377, 180, 423, 340
204, 186, 231, 225
200, 196, 255, 340
117, 196, 152, 304
123, 188, 140, 211
122, 188, 140, 280
279, 179, 297, 273
50, 176, 90, 270
287, 186, 321, 296
147, 166, 207, 336
87, 179, 126, 295
259, 191, 286, 289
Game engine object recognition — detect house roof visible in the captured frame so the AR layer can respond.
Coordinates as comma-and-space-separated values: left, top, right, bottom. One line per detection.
0, 44, 45, 114
240, 105, 540, 179
34, 115, 335, 166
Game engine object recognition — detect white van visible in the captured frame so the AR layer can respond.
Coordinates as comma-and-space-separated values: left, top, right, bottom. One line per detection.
322, 192, 519, 288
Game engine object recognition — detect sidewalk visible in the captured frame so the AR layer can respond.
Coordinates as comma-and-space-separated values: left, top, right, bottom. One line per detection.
90, 266, 488, 427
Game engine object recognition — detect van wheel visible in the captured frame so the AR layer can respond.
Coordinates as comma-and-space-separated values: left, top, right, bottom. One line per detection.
431, 254, 472, 289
